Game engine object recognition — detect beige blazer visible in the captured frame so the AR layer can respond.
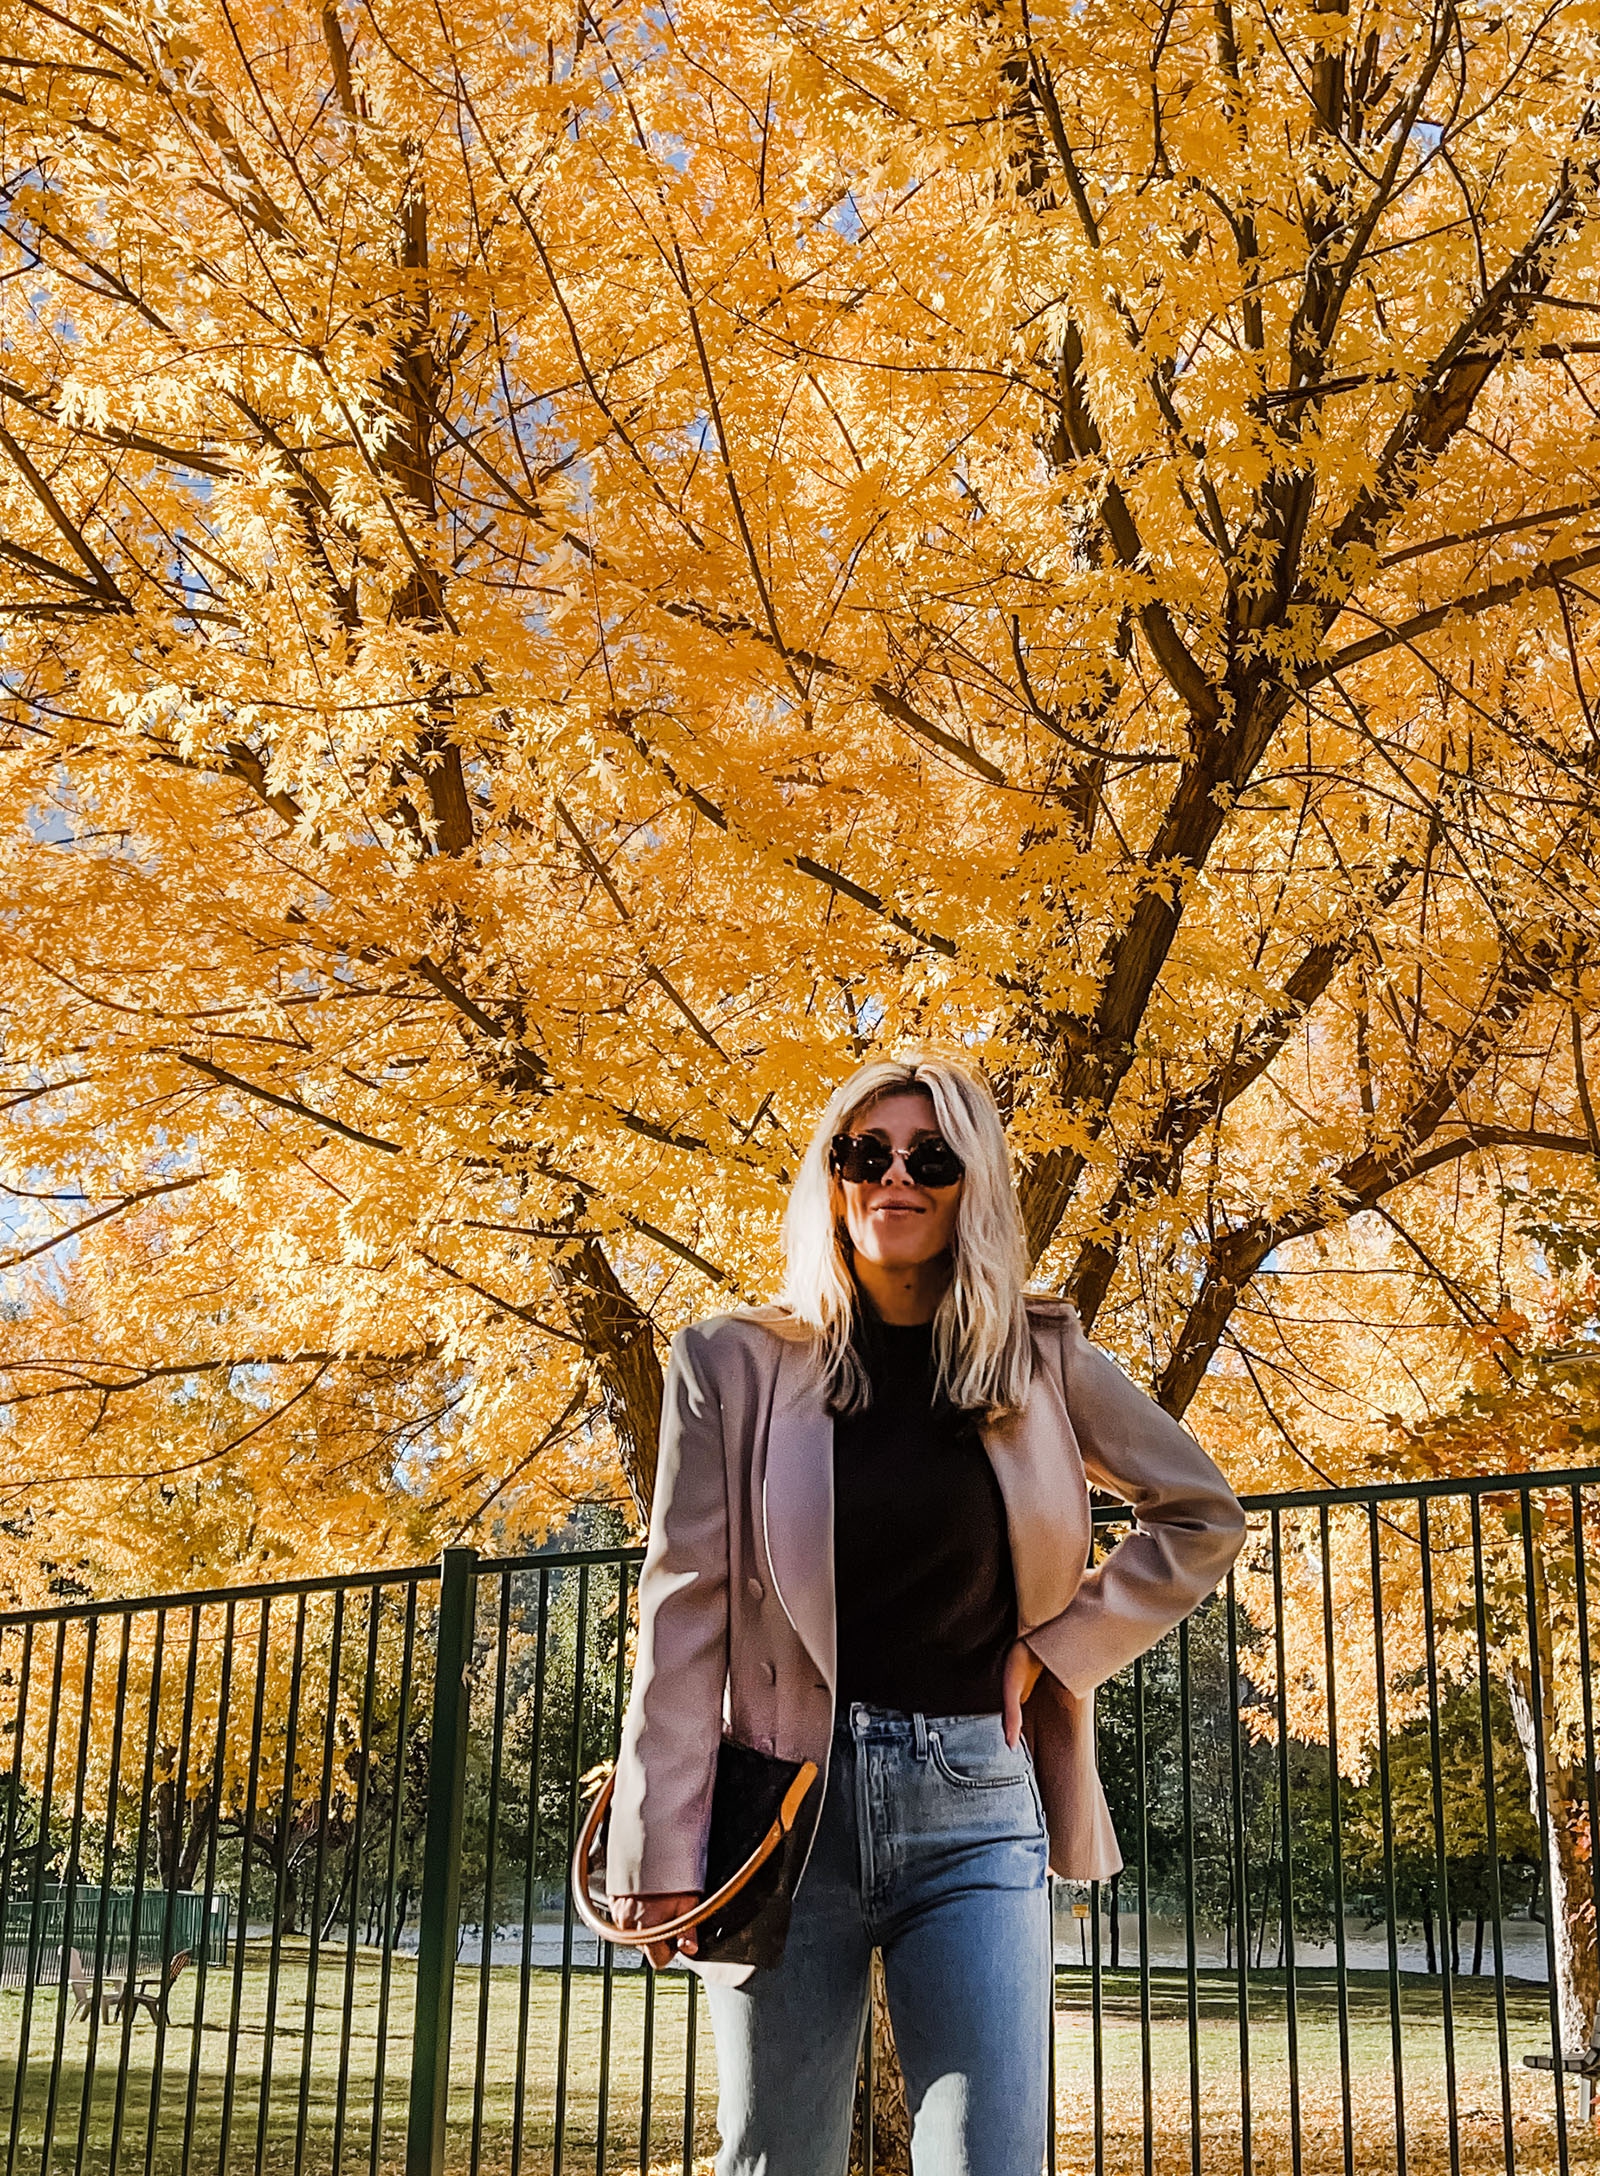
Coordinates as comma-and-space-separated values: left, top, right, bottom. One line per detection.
606, 1298, 1246, 1981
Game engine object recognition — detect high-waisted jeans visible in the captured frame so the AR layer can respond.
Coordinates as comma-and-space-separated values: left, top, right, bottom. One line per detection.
703, 1701, 1052, 2176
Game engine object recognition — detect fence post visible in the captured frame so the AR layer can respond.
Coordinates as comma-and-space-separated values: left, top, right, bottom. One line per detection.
406, 1546, 478, 2176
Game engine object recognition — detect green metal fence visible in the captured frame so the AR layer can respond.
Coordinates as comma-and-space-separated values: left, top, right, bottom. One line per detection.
0, 1467, 1597, 2176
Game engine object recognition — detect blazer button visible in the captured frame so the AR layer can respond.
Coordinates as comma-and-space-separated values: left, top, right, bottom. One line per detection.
746, 1576, 764, 1601
761, 1661, 777, 1685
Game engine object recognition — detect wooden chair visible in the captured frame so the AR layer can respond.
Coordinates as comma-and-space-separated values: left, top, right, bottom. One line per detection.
108, 1950, 191, 2028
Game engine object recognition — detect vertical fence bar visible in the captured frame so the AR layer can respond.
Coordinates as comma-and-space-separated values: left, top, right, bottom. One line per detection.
1570, 1482, 1600, 2072
595, 1561, 632, 2176
1416, 1499, 1461, 2176
0, 1623, 35, 1955
1178, 1617, 1201, 2176
294, 1591, 347, 2176
1269, 1509, 1302, 2176
511, 1570, 550, 2176
331, 1586, 384, 2176
369, 1581, 420, 2176
37, 1618, 96, 2176
1367, 1506, 1407, 2176
1469, 1496, 1516, 2176
1518, 1487, 1572, 2175
1047, 1872, 1059, 2176
107, 1606, 170, 2176
405, 1547, 479, 2176
252, 1593, 309, 2176
1316, 1506, 1354, 2176
1133, 1652, 1153, 2176
637, 1966, 656, 2176
73, 1612, 134, 2176
1225, 1570, 1253, 2176
681, 1977, 698, 2176
6, 1618, 67, 2176
471, 1574, 511, 2176
144, 1603, 205, 2176
552, 1564, 592, 2176
180, 1597, 237, 2176
217, 1598, 276, 2176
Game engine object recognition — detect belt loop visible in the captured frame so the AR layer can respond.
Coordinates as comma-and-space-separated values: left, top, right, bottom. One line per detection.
912, 1711, 929, 1760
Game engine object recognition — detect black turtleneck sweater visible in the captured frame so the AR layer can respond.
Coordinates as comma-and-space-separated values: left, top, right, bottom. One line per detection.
831, 1318, 1017, 1715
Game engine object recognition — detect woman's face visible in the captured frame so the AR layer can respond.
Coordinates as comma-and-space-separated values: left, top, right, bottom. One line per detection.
836, 1091, 964, 1271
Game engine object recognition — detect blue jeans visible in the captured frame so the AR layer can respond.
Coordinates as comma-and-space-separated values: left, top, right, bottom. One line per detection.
704, 1702, 1052, 2176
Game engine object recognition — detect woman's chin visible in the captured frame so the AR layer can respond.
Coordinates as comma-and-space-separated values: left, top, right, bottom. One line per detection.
854, 1239, 950, 1273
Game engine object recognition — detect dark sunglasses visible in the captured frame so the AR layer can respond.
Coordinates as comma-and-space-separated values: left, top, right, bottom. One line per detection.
829, 1131, 965, 1189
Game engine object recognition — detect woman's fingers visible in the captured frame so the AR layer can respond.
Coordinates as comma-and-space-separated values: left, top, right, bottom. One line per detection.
611, 1891, 701, 1970
1002, 1638, 1043, 1747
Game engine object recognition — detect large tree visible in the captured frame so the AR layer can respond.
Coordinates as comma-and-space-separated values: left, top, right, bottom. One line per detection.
2, 0, 1598, 1592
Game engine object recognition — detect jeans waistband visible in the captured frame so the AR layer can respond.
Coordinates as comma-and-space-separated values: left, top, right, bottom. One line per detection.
834, 1701, 1004, 1743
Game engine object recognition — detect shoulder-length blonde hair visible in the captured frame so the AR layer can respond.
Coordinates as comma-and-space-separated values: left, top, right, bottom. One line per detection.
778, 1053, 1033, 1418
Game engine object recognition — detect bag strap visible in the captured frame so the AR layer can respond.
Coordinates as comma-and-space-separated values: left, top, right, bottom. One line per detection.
569, 1760, 819, 1948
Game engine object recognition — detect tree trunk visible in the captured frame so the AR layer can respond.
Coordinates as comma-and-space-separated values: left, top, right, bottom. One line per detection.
850, 1954, 911, 2173
320, 1851, 355, 1943
551, 1239, 663, 1519
1473, 1910, 1485, 1975
1422, 1904, 1437, 1976
1506, 1637, 1600, 2053
1109, 1872, 1120, 1968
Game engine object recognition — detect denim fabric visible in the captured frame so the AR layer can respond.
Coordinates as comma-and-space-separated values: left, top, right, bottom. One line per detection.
703, 1702, 1052, 2176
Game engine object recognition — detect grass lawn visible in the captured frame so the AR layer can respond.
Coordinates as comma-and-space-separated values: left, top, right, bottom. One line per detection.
2, 1944, 1595, 2176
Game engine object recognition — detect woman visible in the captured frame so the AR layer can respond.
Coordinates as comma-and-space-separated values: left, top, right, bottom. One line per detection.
607, 1054, 1245, 2176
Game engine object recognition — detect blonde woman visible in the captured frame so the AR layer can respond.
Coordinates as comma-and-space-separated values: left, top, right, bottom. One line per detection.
608, 1055, 1245, 2176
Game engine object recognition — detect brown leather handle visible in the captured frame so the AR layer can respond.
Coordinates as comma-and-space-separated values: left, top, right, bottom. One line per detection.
569, 1759, 818, 1948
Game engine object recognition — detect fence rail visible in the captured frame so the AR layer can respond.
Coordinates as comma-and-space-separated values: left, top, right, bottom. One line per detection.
1, 1467, 1597, 2176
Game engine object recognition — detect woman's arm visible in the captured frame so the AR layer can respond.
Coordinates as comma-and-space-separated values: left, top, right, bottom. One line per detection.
1023, 1311, 1246, 1698
605, 1324, 730, 1901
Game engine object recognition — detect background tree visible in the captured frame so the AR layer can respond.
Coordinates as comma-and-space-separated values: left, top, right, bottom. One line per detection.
1, 0, 1598, 1582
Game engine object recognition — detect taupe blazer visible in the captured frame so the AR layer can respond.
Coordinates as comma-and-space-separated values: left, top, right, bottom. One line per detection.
606, 1298, 1246, 1981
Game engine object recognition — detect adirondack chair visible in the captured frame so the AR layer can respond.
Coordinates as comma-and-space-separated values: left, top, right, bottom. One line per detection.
107, 1950, 191, 2029
1525, 2009, 1600, 2126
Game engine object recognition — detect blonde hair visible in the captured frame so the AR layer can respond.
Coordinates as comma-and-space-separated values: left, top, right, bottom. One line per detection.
778, 1053, 1033, 1418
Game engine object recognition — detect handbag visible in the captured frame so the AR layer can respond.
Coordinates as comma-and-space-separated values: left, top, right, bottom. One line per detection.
570, 1738, 820, 1969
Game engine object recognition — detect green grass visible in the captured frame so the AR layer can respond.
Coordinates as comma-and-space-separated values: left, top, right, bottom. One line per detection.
1, 1946, 1595, 2176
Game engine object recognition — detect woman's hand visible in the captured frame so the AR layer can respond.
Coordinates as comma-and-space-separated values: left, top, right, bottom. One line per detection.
612, 1892, 701, 1970
1002, 1638, 1044, 1748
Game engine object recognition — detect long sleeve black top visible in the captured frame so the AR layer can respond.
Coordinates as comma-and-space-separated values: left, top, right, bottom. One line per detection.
831, 1316, 1017, 1715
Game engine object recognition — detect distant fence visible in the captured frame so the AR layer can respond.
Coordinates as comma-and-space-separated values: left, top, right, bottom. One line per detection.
0, 1888, 229, 1991
0, 1466, 1596, 2176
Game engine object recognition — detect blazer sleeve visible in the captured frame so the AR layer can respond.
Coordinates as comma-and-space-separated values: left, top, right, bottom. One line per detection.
605, 1324, 729, 1898
1023, 1311, 1246, 1699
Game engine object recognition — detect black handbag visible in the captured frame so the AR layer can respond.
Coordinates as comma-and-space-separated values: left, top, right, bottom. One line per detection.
570, 1738, 820, 1969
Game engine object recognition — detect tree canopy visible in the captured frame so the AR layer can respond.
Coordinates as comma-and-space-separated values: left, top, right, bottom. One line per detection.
2, 0, 1599, 1589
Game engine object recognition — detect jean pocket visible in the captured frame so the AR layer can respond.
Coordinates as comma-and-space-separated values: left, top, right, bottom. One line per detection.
927, 1730, 1030, 1791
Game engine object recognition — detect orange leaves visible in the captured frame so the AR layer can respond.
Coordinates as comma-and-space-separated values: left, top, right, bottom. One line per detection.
1, 0, 1600, 1588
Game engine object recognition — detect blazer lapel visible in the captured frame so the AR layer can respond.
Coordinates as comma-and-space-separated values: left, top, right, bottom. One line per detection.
761, 1335, 838, 1693
980, 1324, 1092, 1634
